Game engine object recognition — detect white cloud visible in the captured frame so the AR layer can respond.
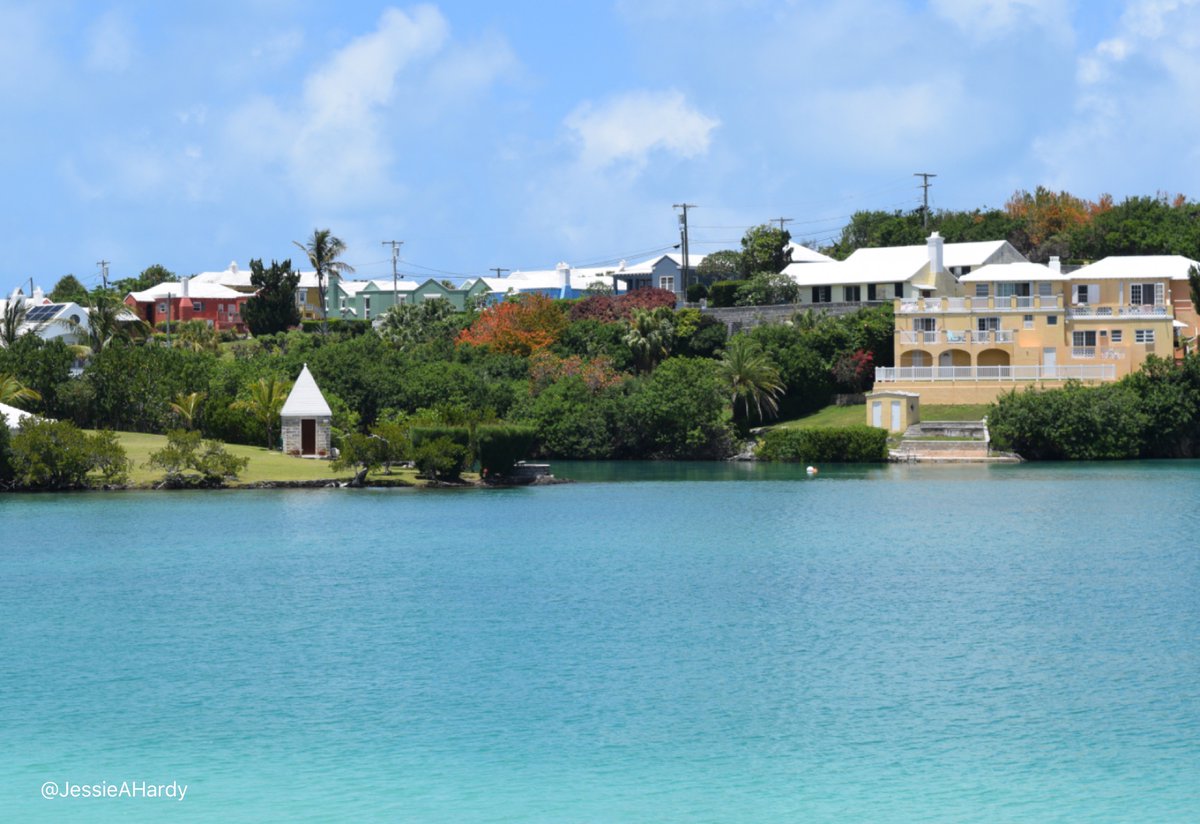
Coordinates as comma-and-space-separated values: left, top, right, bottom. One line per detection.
930, 0, 1071, 36
250, 29, 304, 65
87, 10, 134, 72
564, 90, 719, 170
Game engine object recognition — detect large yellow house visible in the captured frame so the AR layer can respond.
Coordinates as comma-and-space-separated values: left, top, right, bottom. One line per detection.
876, 253, 1198, 403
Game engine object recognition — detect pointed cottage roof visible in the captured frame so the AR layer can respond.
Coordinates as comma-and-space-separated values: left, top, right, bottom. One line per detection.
281, 365, 332, 417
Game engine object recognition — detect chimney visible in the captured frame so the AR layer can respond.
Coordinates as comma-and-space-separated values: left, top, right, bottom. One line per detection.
229, 261, 239, 274
1048, 256, 1061, 275
32, 286, 44, 302
556, 262, 570, 297
181, 277, 190, 298
926, 231, 944, 275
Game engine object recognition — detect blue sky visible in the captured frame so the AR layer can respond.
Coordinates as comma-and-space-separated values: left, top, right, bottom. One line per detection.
3, 0, 1198, 295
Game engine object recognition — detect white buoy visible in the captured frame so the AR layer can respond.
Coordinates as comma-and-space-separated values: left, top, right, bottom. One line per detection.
806, 465, 818, 476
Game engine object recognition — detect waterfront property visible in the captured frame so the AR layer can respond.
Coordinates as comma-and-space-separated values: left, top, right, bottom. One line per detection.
876, 252, 1199, 403
280, 364, 332, 458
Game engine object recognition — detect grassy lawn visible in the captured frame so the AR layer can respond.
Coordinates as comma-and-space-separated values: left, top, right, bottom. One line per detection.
771, 402, 993, 430
103, 431, 420, 487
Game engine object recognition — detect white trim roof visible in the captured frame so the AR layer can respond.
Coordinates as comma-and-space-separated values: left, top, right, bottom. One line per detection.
1, 401, 39, 430
127, 280, 245, 302
281, 365, 332, 417
783, 238, 1023, 286
1070, 255, 1200, 280
192, 262, 323, 289
959, 262, 1065, 282
786, 242, 835, 264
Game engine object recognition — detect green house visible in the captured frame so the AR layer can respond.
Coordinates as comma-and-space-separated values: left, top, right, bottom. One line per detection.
326, 274, 491, 320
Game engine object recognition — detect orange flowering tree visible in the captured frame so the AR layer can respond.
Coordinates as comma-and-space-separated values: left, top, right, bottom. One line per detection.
456, 293, 568, 356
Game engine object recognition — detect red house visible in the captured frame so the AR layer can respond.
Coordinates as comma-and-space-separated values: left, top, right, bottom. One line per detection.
125, 278, 251, 332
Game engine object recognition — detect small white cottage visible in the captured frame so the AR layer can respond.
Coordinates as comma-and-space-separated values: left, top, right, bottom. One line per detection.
280, 364, 332, 458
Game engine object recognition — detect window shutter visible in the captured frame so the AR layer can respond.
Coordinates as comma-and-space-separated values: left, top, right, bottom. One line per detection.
1072, 285, 1081, 305
1088, 284, 1099, 304
1155, 283, 1164, 305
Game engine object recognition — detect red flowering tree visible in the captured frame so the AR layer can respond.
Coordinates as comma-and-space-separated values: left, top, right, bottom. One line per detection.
831, 349, 875, 392
568, 287, 678, 323
457, 293, 567, 356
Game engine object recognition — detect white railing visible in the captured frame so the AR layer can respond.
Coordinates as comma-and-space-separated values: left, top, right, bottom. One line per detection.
898, 300, 920, 313
1119, 305, 1168, 316
1013, 296, 1035, 308
943, 330, 970, 344
897, 330, 939, 344
1101, 348, 1124, 360
876, 364, 1117, 382
897, 329, 1016, 345
1067, 306, 1114, 317
1072, 347, 1096, 359
969, 330, 1014, 344
945, 297, 966, 311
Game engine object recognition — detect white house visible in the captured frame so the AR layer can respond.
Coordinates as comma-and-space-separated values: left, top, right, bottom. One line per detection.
280, 364, 333, 458
1, 290, 91, 346
1, 401, 39, 430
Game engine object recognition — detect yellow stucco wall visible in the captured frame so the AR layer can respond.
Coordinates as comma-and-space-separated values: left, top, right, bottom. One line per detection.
866, 392, 920, 432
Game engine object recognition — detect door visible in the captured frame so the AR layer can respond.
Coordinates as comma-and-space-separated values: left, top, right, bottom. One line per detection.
1043, 347, 1057, 378
890, 401, 901, 432
301, 419, 316, 455
872, 402, 882, 428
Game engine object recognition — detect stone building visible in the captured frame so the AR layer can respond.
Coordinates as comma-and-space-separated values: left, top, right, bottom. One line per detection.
280, 364, 332, 458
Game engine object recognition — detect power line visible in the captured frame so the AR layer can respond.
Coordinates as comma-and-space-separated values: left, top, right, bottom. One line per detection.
914, 172, 937, 228
673, 203, 697, 301
382, 239, 403, 306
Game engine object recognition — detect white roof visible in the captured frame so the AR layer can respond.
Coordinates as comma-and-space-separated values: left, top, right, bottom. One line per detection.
942, 240, 1013, 268
128, 280, 245, 301
1070, 255, 1200, 280
0, 401, 39, 430
959, 262, 1065, 282
786, 242, 835, 264
280, 365, 332, 417
335, 279, 395, 296
192, 262, 323, 290
782, 261, 880, 286
503, 265, 622, 291
783, 238, 1023, 287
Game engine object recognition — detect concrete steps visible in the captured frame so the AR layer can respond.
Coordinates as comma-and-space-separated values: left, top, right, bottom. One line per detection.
891, 419, 1008, 462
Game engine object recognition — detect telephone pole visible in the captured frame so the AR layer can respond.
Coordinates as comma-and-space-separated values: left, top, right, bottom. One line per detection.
914, 172, 937, 228
489, 267, 509, 278
772, 217, 793, 232
382, 240, 403, 308
673, 203, 696, 303
97, 260, 110, 290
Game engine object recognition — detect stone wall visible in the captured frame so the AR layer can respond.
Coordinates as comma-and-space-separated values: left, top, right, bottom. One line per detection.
281, 415, 332, 458
701, 301, 888, 333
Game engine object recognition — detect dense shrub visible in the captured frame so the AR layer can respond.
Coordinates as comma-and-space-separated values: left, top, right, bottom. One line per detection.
708, 280, 742, 308
0, 422, 14, 486
300, 318, 372, 336
988, 382, 1148, 460
146, 429, 249, 487
622, 358, 735, 459
686, 283, 708, 302
756, 425, 888, 463
476, 425, 537, 476
9, 419, 130, 488
413, 436, 469, 481
511, 376, 628, 459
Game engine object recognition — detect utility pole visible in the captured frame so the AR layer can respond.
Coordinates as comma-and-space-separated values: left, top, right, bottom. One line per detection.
489, 267, 509, 279
914, 172, 937, 228
673, 203, 696, 303
382, 240, 403, 308
772, 217, 793, 233
97, 260, 110, 290
164, 289, 172, 346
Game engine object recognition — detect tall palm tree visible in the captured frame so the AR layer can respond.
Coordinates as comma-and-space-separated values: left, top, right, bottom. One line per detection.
717, 335, 785, 422
623, 307, 674, 373
294, 229, 356, 337
0, 372, 41, 405
1, 297, 35, 347
170, 391, 206, 430
70, 291, 150, 356
233, 377, 292, 449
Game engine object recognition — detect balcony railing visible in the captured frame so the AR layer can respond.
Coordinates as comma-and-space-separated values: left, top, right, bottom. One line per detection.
897, 329, 1015, 345
1119, 305, 1168, 316
898, 294, 1063, 313
876, 364, 1117, 382
1072, 347, 1095, 359
1068, 304, 1169, 318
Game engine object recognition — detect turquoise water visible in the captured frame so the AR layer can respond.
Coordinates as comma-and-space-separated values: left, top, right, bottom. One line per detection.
2, 463, 1198, 822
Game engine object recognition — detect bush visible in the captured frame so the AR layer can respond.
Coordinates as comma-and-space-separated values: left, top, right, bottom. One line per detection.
146, 429, 249, 487
686, 283, 709, 302
0, 422, 13, 487
9, 419, 131, 488
734, 271, 800, 306
988, 382, 1147, 460
412, 436, 469, 481
409, 425, 471, 453
708, 280, 742, 308
756, 425, 888, 463
476, 424, 536, 476
300, 318, 372, 336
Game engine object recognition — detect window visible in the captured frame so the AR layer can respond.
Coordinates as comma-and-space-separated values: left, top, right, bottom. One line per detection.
1074, 283, 1098, 304
895, 282, 905, 298
844, 285, 861, 302
1110, 329, 1123, 343
977, 317, 1000, 331
1038, 281, 1054, 297
867, 283, 884, 301
1024, 314, 1034, 329
157, 302, 167, 313
1073, 331, 1097, 347
1135, 329, 1155, 343
1048, 315, 1058, 325
812, 286, 832, 303
192, 301, 203, 311
1130, 283, 1163, 305
975, 283, 988, 298
915, 317, 936, 332
660, 276, 675, 292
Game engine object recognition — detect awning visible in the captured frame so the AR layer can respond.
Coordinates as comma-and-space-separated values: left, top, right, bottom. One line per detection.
1173, 320, 1189, 328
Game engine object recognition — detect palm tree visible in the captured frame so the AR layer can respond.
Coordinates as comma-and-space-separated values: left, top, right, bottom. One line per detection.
70, 291, 150, 356
623, 307, 674, 373
2, 297, 33, 347
233, 377, 292, 449
294, 229, 356, 337
717, 335, 785, 422
0, 372, 41, 406
170, 391, 206, 430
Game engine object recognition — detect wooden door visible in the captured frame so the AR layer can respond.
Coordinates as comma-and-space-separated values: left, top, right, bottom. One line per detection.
301, 419, 316, 455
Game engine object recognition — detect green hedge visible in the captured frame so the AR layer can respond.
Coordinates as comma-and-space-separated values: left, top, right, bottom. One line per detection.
409, 425, 471, 452
707, 280, 742, 308
300, 318, 373, 336
475, 424, 536, 476
756, 425, 888, 463
685, 283, 708, 303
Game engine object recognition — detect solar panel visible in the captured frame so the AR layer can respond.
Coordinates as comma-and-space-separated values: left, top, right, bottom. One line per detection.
24, 304, 62, 322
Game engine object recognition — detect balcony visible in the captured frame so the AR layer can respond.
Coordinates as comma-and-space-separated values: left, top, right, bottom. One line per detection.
1068, 304, 1169, 318
897, 329, 1015, 345
1071, 347, 1095, 359
875, 364, 1117, 383
898, 294, 1062, 313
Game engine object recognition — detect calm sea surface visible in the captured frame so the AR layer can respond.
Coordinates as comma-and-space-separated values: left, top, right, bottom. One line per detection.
1, 462, 1198, 822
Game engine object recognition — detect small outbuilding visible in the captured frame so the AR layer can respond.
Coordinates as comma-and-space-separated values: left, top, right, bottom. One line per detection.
866, 390, 920, 433
281, 364, 332, 458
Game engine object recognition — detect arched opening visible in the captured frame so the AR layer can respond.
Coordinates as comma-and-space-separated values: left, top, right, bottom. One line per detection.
938, 349, 970, 367
977, 348, 1011, 367
901, 350, 931, 367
